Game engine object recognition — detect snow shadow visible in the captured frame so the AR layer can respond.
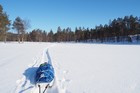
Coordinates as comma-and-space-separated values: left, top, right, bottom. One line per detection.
19, 86, 34, 93
75, 41, 140, 45
46, 49, 52, 65
23, 67, 38, 85
99, 42, 140, 45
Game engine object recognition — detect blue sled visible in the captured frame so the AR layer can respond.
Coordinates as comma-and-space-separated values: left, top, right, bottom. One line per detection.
35, 62, 54, 83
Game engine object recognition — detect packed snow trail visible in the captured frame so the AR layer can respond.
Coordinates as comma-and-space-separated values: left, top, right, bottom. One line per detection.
31, 49, 60, 93
14, 43, 62, 93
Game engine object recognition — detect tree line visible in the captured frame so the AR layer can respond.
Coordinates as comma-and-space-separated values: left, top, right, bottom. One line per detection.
0, 4, 140, 43
25, 15, 140, 42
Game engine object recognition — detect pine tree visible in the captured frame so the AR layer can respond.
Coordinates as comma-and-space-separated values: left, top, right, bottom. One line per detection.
47, 30, 54, 42
0, 4, 10, 42
13, 17, 25, 43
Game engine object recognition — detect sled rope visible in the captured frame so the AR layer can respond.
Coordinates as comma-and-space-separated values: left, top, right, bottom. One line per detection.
38, 85, 41, 93
38, 84, 49, 93
43, 84, 49, 93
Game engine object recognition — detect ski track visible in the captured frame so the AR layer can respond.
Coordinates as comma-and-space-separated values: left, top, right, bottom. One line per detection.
14, 44, 61, 93
14, 43, 70, 93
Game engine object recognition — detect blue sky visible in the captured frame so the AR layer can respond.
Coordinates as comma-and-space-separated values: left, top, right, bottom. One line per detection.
0, 0, 140, 32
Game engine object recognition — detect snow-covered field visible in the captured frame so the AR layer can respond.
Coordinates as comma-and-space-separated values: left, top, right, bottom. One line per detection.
0, 42, 140, 93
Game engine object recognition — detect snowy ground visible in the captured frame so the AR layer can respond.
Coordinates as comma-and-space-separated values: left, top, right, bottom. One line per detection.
0, 42, 140, 93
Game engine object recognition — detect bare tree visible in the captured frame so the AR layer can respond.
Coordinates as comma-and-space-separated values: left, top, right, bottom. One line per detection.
22, 19, 30, 42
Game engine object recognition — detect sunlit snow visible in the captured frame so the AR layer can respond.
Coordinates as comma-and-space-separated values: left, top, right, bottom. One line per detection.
0, 42, 140, 93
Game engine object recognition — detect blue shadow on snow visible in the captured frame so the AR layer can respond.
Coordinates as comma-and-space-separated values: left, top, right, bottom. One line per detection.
18, 67, 38, 93
23, 67, 38, 85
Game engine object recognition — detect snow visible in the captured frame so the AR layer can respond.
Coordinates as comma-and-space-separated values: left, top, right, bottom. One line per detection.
0, 42, 140, 93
